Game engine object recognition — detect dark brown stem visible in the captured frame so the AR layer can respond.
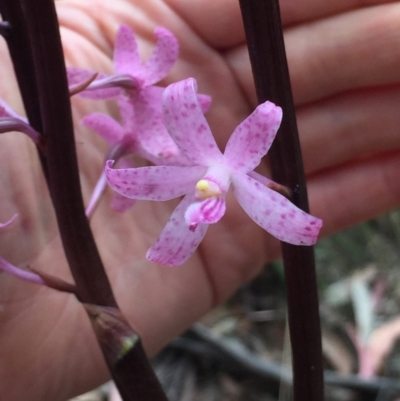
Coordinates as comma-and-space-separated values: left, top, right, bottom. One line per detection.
0, 1, 168, 399
0, 1, 48, 177
238, 1, 324, 401
0, 0, 116, 306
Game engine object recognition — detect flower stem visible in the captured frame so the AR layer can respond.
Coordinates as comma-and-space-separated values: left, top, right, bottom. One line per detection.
238, 1, 324, 400
0, 1, 168, 399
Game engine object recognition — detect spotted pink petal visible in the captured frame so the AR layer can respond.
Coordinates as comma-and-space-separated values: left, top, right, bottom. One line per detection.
133, 87, 182, 158
146, 193, 208, 266
184, 196, 226, 229
117, 94, 191, 167
111, 193, 137, 213
67, 67, 93, 86
114, 25, 141, 75
105, 161, 206, 200
162, 78, 224, 166
117, 94, 135, 131
196, 94, 212, 113
247, 171, 274, 186
82, 113, 124, 144
86, 155, 138, 217
224, 101, 282, 173
232, 173, 322, 245
137, 27, 179, 86
110, 158, 137, 213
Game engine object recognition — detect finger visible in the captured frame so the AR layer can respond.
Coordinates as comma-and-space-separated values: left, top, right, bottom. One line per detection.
280, 0, 395, 27
299, 86, 400, 174
162, 0, 394, 47
309, 152, 400, 236
226, 3, 400, 105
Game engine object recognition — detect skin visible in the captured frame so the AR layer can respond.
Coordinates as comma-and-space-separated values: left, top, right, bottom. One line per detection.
1, 0, 400, 399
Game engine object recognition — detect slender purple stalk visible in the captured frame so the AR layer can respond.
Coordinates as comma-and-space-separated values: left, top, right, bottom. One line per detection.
0, 117, 41, 144
238, 1, 324, 401
0, 256, 45, 285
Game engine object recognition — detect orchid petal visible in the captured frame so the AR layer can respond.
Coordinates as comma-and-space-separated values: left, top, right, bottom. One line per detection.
105, 161, 206, 200
67, 67, 94, 86
82, 113, 124, 144
133, 87, 182, 158
117, 94, 191, 166
224, 101, 282, 172
163, 78, 223, 165
184, 196, 226, 228
248, 171, 292, 199
137, 27, 179, 86
232, 173, 322, 245
197, 94, 212, 113
110, 158, 137, 213
114, 25, 141, 75
147, 193, 208, 266
247, 171, 274, 186
117, 94, 135, 131
111, 193, 137, 213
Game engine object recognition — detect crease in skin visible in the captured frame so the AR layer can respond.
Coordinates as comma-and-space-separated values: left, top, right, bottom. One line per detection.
161, 0, 395, 45
224, 3, 400, 107
163, 0, 244, 48
58, 0, 180, 55
57, 1, 115, 56
279, 0, 395, 27
285, 3, 400, 104
299, 86, 400, 174
308, 152, 400, 236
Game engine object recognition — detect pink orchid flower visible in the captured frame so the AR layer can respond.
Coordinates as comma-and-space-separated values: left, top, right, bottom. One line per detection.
68, 25, 195, 157
68, 25, 180, 99
70, 26, 211, 215
67, 24, 210, 115
105, 78, 322, 266
83, 93, 196, 216
70, 25, 185, 216
68, 25, 208, 157
82, 95, 188, 216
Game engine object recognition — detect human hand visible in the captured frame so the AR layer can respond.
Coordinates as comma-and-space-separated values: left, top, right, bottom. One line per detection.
1, 0, 400, 399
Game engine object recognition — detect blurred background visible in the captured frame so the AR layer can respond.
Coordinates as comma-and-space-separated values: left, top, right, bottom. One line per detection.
71, 209, 400, 401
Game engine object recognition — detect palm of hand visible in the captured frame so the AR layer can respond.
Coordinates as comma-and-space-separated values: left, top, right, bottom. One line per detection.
1, 0, 400, 400
0, 6, 272, 400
